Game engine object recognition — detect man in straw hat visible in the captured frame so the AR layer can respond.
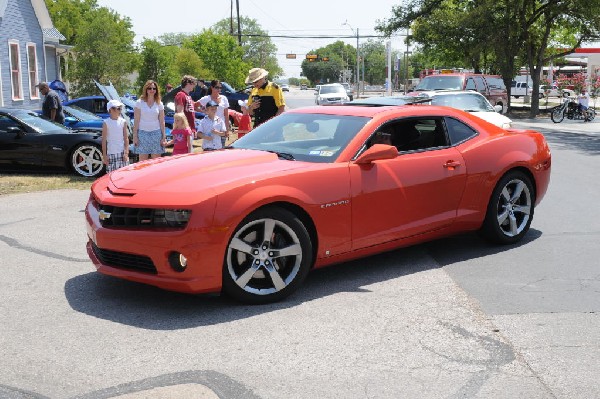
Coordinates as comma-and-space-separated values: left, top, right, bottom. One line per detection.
245, 68, 285, 127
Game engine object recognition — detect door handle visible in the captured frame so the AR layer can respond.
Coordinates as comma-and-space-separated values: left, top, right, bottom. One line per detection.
443, 160, 461, 169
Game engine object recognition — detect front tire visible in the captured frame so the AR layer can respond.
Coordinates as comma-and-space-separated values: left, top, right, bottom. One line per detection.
223, 208, 313, 304
70, 143, 105, 178
480, 171, 535, 245
550, 107, 564, 123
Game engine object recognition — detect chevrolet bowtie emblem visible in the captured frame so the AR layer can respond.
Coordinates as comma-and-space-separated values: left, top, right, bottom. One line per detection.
98, 210, 112, 221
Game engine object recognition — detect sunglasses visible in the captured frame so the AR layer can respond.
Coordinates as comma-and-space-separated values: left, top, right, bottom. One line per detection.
147, 87, 157, 91
214, 86, 222, 89
111, 107, 122, 110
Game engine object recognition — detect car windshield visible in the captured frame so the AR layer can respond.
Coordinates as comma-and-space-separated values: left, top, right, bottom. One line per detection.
414, 76, 463, 91
63, 105, 102, 121
430, 93, 494, 112
320, 85, 346, 95
230, 113, 369, 163
12, 110, 66, 133
221, 82, 236, 93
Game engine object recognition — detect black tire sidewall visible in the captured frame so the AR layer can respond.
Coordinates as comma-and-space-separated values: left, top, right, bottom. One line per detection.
480, 171, 535, 245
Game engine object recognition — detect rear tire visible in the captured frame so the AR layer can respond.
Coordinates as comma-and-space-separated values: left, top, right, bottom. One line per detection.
480, 171, 535, 245
70, 143, 105, 178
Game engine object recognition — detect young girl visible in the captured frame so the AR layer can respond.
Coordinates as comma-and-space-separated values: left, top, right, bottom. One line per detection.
102, 99, 129, 173
165, 113, 193, 155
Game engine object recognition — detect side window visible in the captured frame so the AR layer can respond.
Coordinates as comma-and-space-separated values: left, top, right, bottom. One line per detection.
465, 78, 476, 91
444, 117, 478, 145
0, 114, 20, 132
473, 76, 486, 94
372, 118, 448, 152
93, 99, 107, 114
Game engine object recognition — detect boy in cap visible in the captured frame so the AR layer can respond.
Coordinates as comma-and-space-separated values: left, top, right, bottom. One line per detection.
197, 100, 227, 151
102, 99, 129, 172
246, 68, 285, 127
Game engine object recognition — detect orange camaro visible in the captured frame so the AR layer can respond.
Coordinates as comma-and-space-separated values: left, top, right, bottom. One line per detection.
85, 105, 551, 303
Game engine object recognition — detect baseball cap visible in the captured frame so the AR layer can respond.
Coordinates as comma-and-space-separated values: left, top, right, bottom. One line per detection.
205, 100, 219, 108
106, 99, 124, 111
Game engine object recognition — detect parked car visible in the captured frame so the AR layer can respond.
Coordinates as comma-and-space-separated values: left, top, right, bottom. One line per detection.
340, 82, 354, 101
348, 96, 418, 106
419, 91, 513, 129
85, 103, 551, 304
411, 73, 508, 113
63, 95, 134, 119
280, 84, 290, 92
62, 105, 104, 130
539, 84, 573, 98
510, 81, 544, 99
0, 108, 106, 177
300, 84, 308, 90
315, 83, 350, 105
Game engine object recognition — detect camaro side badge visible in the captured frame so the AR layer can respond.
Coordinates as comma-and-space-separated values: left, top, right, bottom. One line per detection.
321, 200, 350, 209
98, 210, 112, 221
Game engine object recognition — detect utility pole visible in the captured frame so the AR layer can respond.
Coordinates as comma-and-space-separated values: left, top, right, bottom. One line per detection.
236, 0, 241, 46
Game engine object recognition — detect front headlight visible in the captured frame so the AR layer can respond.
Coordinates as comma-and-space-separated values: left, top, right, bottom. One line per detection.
153, 209, 192, 227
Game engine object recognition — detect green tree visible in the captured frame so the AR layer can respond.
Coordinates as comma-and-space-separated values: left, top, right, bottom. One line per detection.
174, 47, 210, 80
377, 0, 600, 116
186, 30, 250, 89
46, 0, 138, 96
212, 16, 282, 77
45, 0, 98, 44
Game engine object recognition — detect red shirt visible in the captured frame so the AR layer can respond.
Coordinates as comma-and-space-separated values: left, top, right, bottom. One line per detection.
171, 128, 193, 155
175, 91, 196, 132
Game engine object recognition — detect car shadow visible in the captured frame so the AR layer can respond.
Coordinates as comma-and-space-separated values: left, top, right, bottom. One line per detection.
64, 229, 543, 330
540, 128, 600, 155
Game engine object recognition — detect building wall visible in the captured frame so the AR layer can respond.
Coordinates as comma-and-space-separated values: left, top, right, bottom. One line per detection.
0, 0, 47, 109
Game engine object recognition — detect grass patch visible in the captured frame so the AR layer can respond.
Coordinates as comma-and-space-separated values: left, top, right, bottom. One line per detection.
0, 173, 93, 196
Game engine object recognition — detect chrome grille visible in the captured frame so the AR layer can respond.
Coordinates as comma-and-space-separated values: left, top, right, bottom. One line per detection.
91, 242, 157, 274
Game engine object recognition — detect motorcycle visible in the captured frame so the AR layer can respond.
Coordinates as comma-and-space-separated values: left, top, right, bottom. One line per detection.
550, 97, 596, 123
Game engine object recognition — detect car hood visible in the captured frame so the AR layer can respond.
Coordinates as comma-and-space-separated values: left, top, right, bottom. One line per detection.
469, 111, 512, 128
109, 149, 315, 193
319, 92, 347, 98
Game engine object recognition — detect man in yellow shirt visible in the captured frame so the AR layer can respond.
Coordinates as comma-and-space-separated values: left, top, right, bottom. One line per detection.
246, 68, 285, 127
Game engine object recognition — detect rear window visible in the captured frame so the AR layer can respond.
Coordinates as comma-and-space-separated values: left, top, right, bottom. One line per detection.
485, 77, 506, 90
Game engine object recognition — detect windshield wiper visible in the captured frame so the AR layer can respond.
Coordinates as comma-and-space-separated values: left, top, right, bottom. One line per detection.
267, 150, 295, 160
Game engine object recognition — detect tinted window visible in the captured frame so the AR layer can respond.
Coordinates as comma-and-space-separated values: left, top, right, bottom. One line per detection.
369, 117, 448, 152
465, 78, 476, 91
486, 77, 506, 90
415, 76, 463, 91
445, 117, 477, 145
473, 76, 486, 93
232, 113, 369, 163
0, 114, 20, 132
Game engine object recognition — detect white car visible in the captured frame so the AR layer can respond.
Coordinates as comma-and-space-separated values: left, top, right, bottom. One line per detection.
424, 91, 513, 129
315, 83, 350, 105
540, 85, 573, 98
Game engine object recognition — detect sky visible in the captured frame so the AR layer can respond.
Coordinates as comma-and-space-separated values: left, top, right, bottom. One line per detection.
95, 0, 407, 78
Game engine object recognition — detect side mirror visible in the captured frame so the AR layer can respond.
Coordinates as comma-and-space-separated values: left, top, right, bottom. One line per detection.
64, 116, 77, 125
494, 105, 503, 113
355, 144, 398, 164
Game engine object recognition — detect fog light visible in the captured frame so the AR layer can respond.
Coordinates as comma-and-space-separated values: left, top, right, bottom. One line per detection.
168, 251, 187, 272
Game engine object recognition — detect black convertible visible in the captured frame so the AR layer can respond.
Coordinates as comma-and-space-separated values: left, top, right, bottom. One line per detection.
0, 108, 105, 178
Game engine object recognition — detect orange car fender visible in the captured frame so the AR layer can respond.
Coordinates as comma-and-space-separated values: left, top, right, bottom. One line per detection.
213, 182, 353, 258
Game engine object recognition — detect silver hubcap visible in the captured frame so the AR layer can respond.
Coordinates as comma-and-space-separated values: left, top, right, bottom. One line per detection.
496, 179, 532, 237
227, 218, 303, 296
72, 145, 103, 177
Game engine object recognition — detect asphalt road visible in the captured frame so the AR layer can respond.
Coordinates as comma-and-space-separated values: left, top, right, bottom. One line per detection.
0, 90, 598, 398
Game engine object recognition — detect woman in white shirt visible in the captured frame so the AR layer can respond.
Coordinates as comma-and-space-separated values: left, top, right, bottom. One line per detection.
133, 80, 166, 160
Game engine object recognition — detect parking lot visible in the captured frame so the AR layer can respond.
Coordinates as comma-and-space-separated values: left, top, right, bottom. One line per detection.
0, 98, 599, 398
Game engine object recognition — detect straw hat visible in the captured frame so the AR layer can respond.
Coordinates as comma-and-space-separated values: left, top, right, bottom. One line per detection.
245, 68, 269, 84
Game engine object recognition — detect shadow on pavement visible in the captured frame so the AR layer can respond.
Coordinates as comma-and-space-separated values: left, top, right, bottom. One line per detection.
64, 230, 543, 330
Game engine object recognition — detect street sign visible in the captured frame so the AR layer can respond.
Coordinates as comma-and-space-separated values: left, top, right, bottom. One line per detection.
322, 57, 329, 62
286, 54, 296, 59
306, 54, 318, 60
